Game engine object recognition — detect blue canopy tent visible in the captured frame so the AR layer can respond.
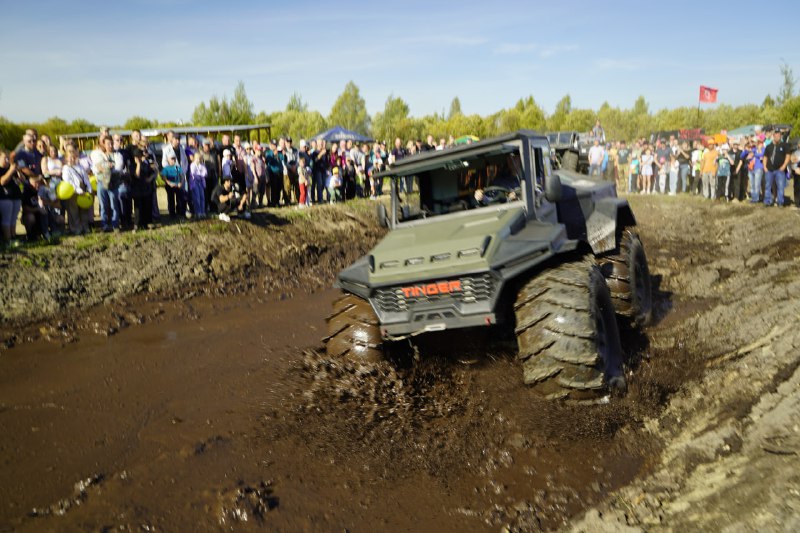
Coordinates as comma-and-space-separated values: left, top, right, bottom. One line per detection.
311, 126, 373, 143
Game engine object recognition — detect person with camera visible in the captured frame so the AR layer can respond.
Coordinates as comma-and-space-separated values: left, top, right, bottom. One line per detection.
130, 147, 156, 230
212, 175, 238, 222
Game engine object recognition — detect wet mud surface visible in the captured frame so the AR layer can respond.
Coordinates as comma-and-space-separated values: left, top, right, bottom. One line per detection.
2, 196, 800, 530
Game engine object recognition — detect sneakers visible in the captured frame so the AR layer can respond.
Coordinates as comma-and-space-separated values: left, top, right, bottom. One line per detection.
218, 213, 231, 222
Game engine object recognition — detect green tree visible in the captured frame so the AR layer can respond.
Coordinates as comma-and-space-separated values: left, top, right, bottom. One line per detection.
777, 61, 795, 106
546, 94, 572, 131
0, 116, 24, 150
191, 81, 253, 125
563, 108, 595, 132
123, 116, 155, 131
371, 94, 411, 142
286, 92, 308, 113
328, 81, 370, 135
447, 97, 463, 120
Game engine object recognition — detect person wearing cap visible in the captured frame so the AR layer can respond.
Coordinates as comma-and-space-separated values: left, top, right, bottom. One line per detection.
700, 140, 719, 199
763, 130, 791, 207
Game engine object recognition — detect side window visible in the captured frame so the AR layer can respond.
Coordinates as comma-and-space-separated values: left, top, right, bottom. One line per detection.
532, 147, 545, 186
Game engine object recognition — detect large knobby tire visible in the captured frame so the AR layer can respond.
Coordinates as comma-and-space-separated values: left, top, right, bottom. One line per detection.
324, 293, 383, 363
514, 259, 625, 401
599, 228, 653, 327
561, 151, 578, 172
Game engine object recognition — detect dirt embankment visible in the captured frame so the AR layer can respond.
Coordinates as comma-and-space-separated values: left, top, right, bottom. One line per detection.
570, 196, 800, 532
0, 204, 385, 347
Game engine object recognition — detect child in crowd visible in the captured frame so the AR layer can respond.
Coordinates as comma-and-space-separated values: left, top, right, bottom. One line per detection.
629, 153, 640, 193
221, 149, 233, 183
641, 148, 654, 194
327, 166, 342, 203
188, 152, 207, 219
657, 157, 668, 194
716, 145, 733, 201
161, 154, 185, 218
297, 157, 309, 208
668, 154, 680, 196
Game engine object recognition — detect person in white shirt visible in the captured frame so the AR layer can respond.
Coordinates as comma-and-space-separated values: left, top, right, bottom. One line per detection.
588, 139, 605, 177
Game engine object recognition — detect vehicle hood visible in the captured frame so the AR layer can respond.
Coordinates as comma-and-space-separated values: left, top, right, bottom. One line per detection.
360, 206, 526, 287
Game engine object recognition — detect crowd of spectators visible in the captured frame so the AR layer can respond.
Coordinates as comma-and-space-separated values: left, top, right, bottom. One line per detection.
4, 124, 798, 249
0, 128, 461, 248
589, 128, 800, 207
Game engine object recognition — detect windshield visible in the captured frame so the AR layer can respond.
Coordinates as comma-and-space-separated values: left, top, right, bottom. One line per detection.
392, 148, 524, 223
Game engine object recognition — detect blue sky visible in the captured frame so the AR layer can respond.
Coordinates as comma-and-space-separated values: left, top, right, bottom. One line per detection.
2, 0, 798, 125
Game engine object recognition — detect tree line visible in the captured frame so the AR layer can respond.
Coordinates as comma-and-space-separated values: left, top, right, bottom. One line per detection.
2, 72, 798, 151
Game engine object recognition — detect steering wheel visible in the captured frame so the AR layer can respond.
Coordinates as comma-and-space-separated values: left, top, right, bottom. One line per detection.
480, 185, 519, 204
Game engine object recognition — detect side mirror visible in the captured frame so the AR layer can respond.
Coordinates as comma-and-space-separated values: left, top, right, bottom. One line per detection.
545, 173, 562, 203
376, 203, 389, 228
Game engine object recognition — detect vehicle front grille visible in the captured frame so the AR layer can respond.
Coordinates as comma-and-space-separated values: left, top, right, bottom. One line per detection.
372, 273, 495, 314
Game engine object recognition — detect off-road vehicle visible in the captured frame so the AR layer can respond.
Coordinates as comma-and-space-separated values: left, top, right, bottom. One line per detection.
325, 130, 652, 400
546, 131, 603, 174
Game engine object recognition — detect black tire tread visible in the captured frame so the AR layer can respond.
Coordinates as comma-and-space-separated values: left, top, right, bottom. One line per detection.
561, 151, 579, 172
324, 293, 383, 362
515, 259, 621, 399
598, 227, 653, 326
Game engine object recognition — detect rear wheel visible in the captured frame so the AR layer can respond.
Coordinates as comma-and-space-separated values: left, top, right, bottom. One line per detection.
514, 259, 625, 400
324, 293, 383, 362
599, 228, 653, 327
561, 151, 578, 172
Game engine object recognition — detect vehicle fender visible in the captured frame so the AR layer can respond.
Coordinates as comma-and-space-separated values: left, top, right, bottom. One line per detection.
586, 198, 636, 254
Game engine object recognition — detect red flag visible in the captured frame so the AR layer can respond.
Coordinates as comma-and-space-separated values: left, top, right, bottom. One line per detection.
699, 86, 718, 103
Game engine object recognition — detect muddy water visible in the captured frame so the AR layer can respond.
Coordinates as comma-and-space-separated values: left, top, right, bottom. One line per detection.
0, 289, 670, 531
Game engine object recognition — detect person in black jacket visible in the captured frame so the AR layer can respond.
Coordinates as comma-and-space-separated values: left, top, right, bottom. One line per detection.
763, 130, 791, 207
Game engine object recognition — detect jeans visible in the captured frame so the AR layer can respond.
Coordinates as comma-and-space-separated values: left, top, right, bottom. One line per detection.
628, 173, 636, 192
750, 168, 764, 202
0, 198, 22, 239
96, 182, 121, 230
589, 164, 602, 177
701, 172, 715, 199
669, 170, 679, 195
764, 169, 786, 206
679, 164, 690, 192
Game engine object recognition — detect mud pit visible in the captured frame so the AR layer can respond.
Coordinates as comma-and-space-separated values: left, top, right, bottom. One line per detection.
1, 196, 799, 531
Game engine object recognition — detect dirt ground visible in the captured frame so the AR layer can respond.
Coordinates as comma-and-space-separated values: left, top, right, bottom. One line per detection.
1, 195, 799, 531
